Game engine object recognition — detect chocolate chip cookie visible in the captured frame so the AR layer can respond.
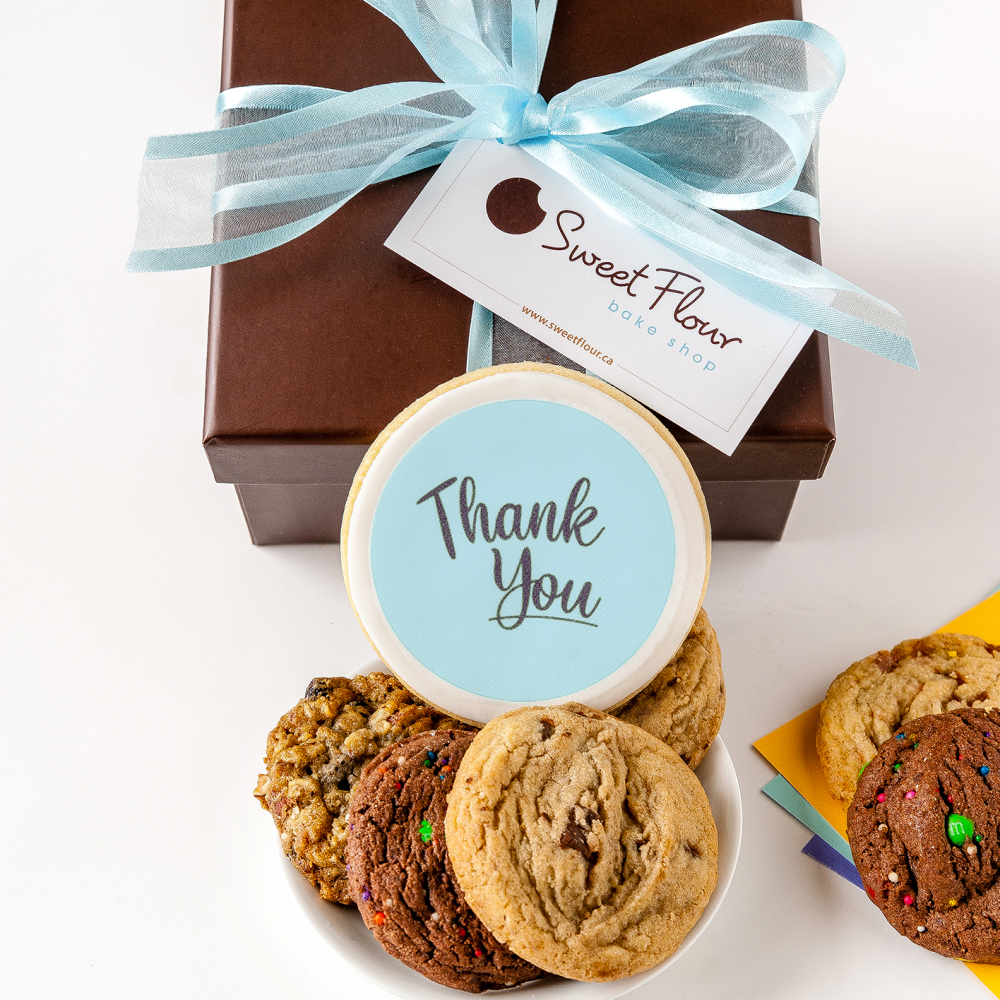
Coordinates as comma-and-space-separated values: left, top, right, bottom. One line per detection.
848, 708, 1000, 962
445, 705, 718, 982
346, 731, 544, 992
610, 608, 724, 768
254, 672, 472, 904
817, 633, 1000, 805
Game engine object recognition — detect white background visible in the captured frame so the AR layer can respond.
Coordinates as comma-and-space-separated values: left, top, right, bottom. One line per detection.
2, 1, 998, 997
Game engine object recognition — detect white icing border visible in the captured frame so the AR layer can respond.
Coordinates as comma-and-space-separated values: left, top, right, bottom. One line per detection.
345, 368, 709, 723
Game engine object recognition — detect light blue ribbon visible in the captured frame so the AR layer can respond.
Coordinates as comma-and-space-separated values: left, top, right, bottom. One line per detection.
128, 0, 916, 369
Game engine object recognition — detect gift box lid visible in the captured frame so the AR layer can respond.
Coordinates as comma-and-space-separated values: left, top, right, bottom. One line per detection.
204, 0, 834, 491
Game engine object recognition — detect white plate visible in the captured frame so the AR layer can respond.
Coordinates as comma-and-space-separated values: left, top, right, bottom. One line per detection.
278, 666, 742, 1000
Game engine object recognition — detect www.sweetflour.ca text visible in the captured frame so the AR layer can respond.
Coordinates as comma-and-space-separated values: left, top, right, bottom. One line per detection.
521, 306, 613, 365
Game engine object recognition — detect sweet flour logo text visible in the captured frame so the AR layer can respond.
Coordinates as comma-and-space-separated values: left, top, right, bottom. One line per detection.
416, 476, 603, 630
484, 178, 744, 358
541, 210, 743, 351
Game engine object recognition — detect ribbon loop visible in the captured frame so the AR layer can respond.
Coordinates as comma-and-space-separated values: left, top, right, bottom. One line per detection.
128, 0, 916, 370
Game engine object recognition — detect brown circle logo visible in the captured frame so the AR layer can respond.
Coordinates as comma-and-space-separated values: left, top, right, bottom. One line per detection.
485, 177, 546, 235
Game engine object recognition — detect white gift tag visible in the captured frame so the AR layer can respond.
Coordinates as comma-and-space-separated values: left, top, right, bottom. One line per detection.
386, 140, 816, 455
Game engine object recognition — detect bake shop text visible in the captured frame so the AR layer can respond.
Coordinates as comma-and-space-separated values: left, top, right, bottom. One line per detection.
416, 476, 602, 631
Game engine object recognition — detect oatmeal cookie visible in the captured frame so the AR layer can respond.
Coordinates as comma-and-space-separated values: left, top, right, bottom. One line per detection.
445, 705, 718, 982
818, 633, 1000, 805
610, 608, 724, 768
848, 708, 1000, 962
254, 672, 472, 904
346, 731, 544, 992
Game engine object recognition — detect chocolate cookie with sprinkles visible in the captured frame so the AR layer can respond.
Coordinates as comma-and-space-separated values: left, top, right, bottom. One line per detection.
346, 730, 544, 992
848, 707, 1000, 962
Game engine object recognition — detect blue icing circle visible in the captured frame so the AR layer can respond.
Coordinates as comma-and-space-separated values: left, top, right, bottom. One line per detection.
370, 399, 675, 701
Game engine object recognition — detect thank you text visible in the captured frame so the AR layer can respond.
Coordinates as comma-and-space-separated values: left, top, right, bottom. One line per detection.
416, 476, 604, 630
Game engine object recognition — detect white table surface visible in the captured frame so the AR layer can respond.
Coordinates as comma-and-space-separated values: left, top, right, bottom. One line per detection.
3, 2, 999, 997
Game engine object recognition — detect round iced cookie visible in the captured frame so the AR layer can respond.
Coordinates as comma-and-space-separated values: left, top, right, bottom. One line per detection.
342, 363, 710, 724
848, 708, 1000, 962
609, 607, 724, 769
444, 705, 718, 981
817, 633, 1000, 805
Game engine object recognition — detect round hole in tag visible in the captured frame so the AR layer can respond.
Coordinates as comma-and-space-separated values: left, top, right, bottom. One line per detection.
343, 363, 710, 724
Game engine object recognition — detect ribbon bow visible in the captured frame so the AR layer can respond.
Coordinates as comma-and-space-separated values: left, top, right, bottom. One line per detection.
128, 0, 916, 369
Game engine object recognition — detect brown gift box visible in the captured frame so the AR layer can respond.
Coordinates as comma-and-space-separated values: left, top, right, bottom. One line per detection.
204, 0, 835, 544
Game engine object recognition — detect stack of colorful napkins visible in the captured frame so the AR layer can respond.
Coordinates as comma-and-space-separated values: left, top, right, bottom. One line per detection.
755, 589, 1000, 994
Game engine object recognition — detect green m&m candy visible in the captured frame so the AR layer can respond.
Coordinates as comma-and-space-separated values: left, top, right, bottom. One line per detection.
947, 813, 975, 846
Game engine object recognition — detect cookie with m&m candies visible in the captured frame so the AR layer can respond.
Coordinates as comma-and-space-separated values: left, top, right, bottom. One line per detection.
346, 730, 544, 992
848, 707, 1000, 962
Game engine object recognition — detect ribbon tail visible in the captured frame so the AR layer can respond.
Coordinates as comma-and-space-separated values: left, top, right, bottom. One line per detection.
127, 96, 494, 272
466, 302, 495, 370
126, 144, 459, 272
526, 140, 917, 370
